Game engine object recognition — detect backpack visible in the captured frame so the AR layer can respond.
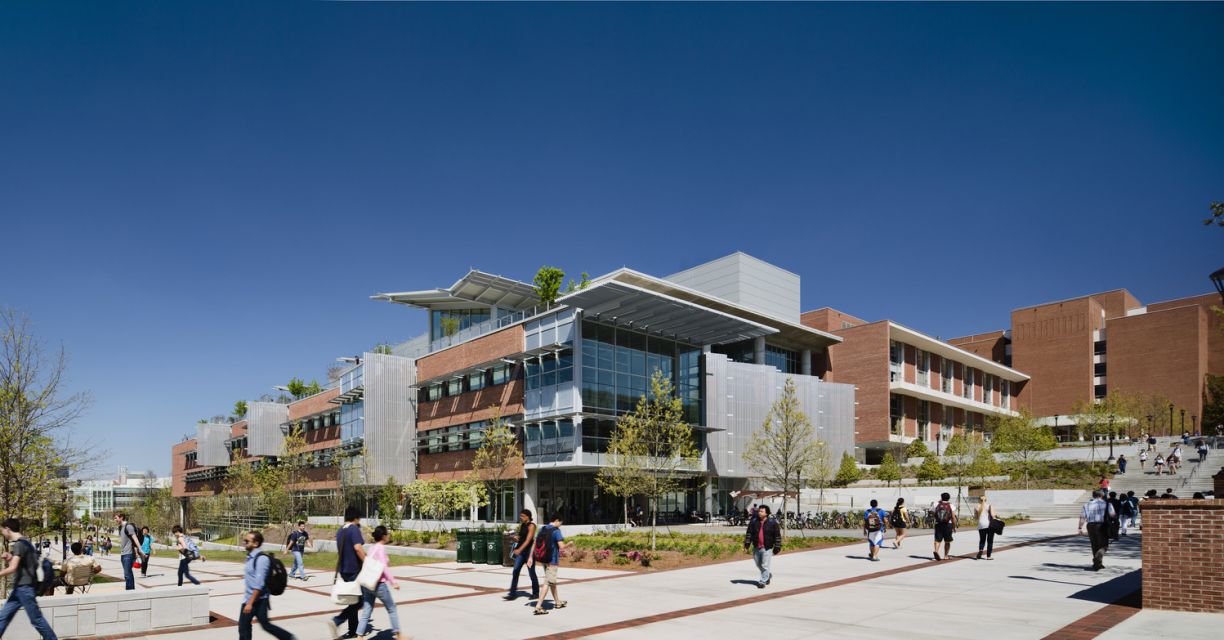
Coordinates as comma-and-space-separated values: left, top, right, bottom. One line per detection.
866, 509, 882, 532
935, 502, 954, 525
262, 553, 288, 596
532, 525, 555, 563
183, 535, 200, 561
889, 508, 905, 528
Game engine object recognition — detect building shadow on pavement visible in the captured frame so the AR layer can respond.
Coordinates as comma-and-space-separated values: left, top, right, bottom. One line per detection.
1066, 570, 1142, 607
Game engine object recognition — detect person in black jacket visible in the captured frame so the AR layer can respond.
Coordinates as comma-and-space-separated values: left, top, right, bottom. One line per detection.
743, 505, 782, 589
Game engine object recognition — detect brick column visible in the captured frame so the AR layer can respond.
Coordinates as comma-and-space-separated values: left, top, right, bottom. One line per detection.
1140, 499, 1224, 612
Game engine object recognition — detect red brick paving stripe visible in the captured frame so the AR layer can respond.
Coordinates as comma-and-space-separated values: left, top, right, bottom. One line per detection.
1039, 589, 1142, 640
523, 534, 1079, 640
91, 612, 237, 640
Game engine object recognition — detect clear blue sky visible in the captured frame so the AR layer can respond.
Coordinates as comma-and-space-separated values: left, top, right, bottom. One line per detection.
2, 2, 1220, 476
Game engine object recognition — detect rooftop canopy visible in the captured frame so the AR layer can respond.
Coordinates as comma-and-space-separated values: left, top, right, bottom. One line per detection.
372, 270, 539, 311
559, 280, 776, 346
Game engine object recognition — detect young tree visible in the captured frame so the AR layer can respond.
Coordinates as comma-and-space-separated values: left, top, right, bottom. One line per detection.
916, 455, 946, 486
904, 438, 930, 460
377, 477, 402, 529
564, 272, 591, 293
532, 266, 566, 306
233, 400, 248, 420
0, 308, 94, 591
876, 452, 901, 487
804, 440, 835, 512
943, 433, 991, 513
404, 479, 488, 531
597, 425, 649, 526
967, 447, 1001, 487
468, 408, 524, 522
371, 343, 394, 355
833, 452, 861, 487
439, 317, 461, 338
988, 409, 1055, 489
606, 370, 699, 550
743, 378, 819, 530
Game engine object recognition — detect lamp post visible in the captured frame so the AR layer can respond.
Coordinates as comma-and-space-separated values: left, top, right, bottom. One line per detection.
1107, 417, 1115, 462
1169, 404, 1174, 437
1192, 415, 1198, 436
1180, 408, 1185, 437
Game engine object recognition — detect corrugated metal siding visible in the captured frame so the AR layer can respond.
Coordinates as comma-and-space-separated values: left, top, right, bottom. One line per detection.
362, 352, 417, 486
247, 402, 289, 457
704, 353, 855, 478
196, 423, 232, 467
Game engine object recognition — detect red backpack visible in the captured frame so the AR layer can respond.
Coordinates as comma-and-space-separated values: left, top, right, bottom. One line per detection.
532, 525, 555, 563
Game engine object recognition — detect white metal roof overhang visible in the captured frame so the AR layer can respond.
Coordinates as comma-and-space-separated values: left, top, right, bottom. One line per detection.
559, 281, 777, 346
371, 270, 539, 311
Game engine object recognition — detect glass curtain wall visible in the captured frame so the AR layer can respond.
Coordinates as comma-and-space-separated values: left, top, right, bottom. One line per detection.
431, 308, 491, 340
579, 319, 701, 423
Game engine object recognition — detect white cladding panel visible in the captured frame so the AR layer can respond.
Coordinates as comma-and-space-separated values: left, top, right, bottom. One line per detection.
665, 253, 800, 323
196, 423, 232, 467
247, 402, 289, 457
704, 353, 855, 479
362, 352, 417, 485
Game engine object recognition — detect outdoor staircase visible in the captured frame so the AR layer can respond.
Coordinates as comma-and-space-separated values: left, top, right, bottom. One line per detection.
1109, 437, 1222, 498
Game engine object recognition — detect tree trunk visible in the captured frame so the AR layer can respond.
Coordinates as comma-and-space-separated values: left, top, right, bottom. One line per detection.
650, 497, 657, 551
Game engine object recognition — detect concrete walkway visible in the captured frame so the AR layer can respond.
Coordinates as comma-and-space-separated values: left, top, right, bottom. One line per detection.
45, 519, 1219, 640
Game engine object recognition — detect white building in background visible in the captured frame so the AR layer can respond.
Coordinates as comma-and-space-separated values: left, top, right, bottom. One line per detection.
72, 469, 172, 518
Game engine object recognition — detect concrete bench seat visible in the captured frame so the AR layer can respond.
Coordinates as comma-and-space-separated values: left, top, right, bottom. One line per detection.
5, 585, 209, 639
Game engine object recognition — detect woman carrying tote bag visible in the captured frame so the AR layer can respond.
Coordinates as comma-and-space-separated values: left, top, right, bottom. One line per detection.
975, 496, 998, 560
327, 508, 371, 639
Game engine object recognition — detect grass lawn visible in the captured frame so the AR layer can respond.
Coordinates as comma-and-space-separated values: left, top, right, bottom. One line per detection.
150, 548, 438, 568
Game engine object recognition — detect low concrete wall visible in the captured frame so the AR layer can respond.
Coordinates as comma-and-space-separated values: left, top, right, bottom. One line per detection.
305, 518, 626, 538
750, 487, 1086, 517
6, 586, 210, 639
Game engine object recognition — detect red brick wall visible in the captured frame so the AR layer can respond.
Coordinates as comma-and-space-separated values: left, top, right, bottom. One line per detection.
1141, 499, 1224, 612
289, 387, 341, 420
171, 439, 196, 497
823, 321, 890, 444
800, 308, 869, 333
1011, 297, 1099, 416
1107, 305, 1207, 423
1092, 289, 1143, 320
418, 376, 525, 431
1148, 293, 1224, 376
948, 330, 1008, 364
417, 325, 525, 381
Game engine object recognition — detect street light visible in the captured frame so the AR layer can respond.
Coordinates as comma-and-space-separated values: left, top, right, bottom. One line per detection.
1180, 408, 1185, 436
1107, 417, 1115, 463
1169, 404, 1174, 437
1211, 266, 1224, 304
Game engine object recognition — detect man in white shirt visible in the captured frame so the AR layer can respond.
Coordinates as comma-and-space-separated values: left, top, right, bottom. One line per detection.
1078, 489, 1116, 571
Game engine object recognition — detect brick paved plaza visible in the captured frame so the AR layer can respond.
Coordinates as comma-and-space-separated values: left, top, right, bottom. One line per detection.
10, 518, 1220, 640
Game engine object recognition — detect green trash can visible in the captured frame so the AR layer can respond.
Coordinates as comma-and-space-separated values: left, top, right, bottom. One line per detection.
486, 528, 503, 565
456, 528, 472, 564
471, 528, 487, 564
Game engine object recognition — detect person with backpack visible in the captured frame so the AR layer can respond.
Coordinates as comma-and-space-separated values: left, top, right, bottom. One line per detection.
528, 513, 570, 615
0, 518, 58, 639
1197, 439, 1209, 463
504, 509, 539, 601
1116, 454, 1127, 475
139, 526, 153, 578
114, 513, 146, 590
1107, 492, 1124, 541
239, 530, 296, 640
356, 526, 403, 640
890, 498, 909, 549
328, 507, 371, 638
862, 499, 888, 561
932, 492, 957, 561
173, 525, 201, 586
743, 505, 781, 589
283, 520, 312, 581
974, 496, 998, 560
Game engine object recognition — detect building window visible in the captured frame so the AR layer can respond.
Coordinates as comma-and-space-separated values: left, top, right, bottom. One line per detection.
764, 345, 800, 374
526, 348, 574, 391
1093, 340, 1106, 356
580, 319, 701, 422
917, 400, 930, 440
941, 406, 954, 441
942, 358, 953, 393
1094, 362, 1107, 377
446, 378, 464, 397
468, 371, 487, 392
431, 308, 491, 341
963, 367, 974, 399
491, 363, 513, 385
889, 341, 902, 382
889, 395, 903, 436
916, 349, 929, 386
1094, 384, 1107, 399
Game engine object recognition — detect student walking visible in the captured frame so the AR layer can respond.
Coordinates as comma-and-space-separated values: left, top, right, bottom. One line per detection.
862, 500, 888, 561
932, 493, 957, 561
504, 509, 539, 601
974, 496, 997, 560
139, 527, 153, 578
1107, 492, 1123, 541
1078, 489, 1116, 571
1153, 454, 1165, 475
114, 513, 146, 590
328, 507, 371, 639
356, 526, 403, 640
0, 518, 59, 639
890, 498, 909, 549
238, 531, 296, 640
1197, 439, 1209, 463
173, 525, 201, 586
283, 521, 312, 581
1116, 454, 1127, 474
529, 514, 570, 615
1138, 450, 1147, 470
743, 505, 781, 588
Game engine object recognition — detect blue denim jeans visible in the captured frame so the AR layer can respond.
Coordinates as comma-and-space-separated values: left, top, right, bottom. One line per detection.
356, 582, 399, 635
238, 599, 295, 640
0, 584, 58, 639
121, 553, 136, 590
508, 551, 539, 597
291, 551, 306, 579
753, 548, 773, 584
331, 572, 374, 635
